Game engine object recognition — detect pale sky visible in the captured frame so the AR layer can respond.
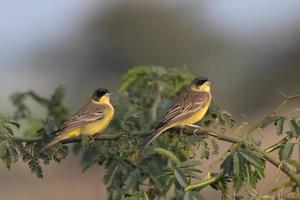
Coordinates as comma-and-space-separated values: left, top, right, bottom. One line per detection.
0, 0, 299, 114
1, 0, 300, 65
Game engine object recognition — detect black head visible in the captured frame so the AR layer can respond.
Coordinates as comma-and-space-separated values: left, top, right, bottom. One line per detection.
92, 88, 110, 101
192, 76, 209, 87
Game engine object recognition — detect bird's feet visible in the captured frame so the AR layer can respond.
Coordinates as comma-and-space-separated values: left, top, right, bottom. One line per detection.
186, 124, 201, 135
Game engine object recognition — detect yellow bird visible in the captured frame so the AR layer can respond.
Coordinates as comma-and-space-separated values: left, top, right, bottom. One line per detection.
41, 88, 114, 151
142, 77, 212, 148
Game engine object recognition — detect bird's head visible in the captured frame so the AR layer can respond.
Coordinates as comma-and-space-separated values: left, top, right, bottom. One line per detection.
191, 76, 212, 92
92, 88, 112, 102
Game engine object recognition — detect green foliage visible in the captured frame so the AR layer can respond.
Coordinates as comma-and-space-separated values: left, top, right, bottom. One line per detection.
0, 65, 300, 199
221, 146, 265, 192
274, 116, 285, 135
290, 118, 300, 138
279, 142, 294, 161
0, 86, 69, 177
260, 115, 278, 129
11, 86, 68, 121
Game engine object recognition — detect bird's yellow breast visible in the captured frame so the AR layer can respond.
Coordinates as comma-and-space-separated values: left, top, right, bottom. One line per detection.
81, 99, 114, 136
179, 94, 212, 125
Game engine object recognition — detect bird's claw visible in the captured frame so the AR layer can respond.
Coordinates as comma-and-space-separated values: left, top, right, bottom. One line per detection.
193, 129, 198, 136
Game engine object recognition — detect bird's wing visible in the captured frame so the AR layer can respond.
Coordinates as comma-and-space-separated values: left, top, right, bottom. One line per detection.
157, 90, 210, 128
58, 101, 106, 133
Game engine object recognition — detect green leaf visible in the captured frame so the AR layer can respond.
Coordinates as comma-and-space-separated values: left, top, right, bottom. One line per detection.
199, 141, 210, 159
122, 169, 140, 191
120, 66, 152, 92
240, 151, 264, 168
233, 152, 240, 176
28, 157, 43, 178
232, 176, 243, 192
103, 160, 117, 184
4, 149, 12, 169
290, 119, 300, 138
219, 111, 235, 128
245, 165, 251, 186
221, 154, 233, 174
274, 116, 285, 135
53, 146, 68, 163
260, 116, 278, 129
184, 192, 205, 200
279, 142, 294, 160
210, 139, 219, 155
184, 192, 193, 200
174, 169, 188, 187
179, 160, 201, 168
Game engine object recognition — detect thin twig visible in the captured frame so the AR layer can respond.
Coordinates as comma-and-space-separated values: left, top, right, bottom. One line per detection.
273, 93, 300, 114
12, 136, 43, 142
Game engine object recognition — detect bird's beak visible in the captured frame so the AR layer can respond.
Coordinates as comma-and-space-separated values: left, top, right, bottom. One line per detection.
105, 93, 112, 97
207, 81, 213, 85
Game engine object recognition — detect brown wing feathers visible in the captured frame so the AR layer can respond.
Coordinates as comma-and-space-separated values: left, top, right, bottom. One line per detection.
157, 90, 208, 129
40, 101, 106, 152
141, 90, 209, 148
58, 102, 105, 133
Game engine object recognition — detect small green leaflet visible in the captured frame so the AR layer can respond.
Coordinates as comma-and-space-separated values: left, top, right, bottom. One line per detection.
184, 192, 206, 200
290, 119, 300, 138
174, 168, 188, 187
274, 116, 285, 135
260, 116, 278, 129
279, 142, 295, 161
233, 152, 240, 176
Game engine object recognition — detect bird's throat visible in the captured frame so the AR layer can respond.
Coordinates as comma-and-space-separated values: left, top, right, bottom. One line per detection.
98, 96, 111, 104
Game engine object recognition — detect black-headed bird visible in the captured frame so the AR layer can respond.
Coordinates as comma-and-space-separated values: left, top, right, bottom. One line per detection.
40, 88, 114, 151
142, 77, 212, 148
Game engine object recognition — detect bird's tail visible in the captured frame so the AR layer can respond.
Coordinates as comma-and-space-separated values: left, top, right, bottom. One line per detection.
141, 127, 167, 149
40, 134, 69, 152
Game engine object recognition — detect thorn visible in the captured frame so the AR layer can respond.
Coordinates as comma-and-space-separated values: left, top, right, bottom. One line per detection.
277, 91, 288, 98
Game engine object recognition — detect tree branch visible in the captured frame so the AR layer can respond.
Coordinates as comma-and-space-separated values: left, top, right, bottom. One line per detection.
186, 126, 300, 188
9, 94, 300, 188
12, 136, 43, 142
11, 127, 300, 187
11, 131, 147, 144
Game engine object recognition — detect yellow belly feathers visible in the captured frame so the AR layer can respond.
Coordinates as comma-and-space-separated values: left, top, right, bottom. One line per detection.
82, 105, 114, 136
177, 94, 211, 126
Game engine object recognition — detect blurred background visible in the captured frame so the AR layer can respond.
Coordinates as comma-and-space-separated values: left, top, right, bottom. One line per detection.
1, 0, 300, 199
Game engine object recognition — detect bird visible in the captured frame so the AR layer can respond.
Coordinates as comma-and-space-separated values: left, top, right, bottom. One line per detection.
142, 77, 212, 148
40, 88, 114, 151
